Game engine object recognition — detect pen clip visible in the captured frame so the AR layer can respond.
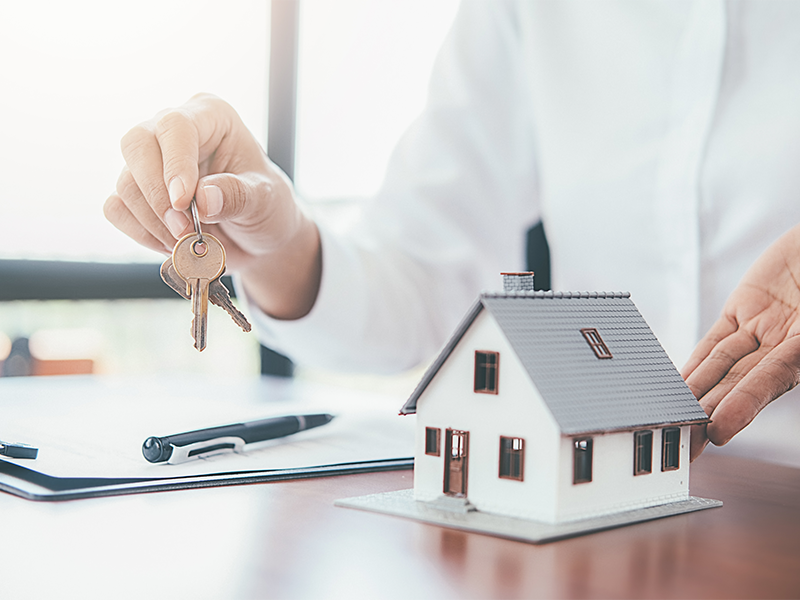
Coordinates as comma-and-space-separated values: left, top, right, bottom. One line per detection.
167, 436, 245, 464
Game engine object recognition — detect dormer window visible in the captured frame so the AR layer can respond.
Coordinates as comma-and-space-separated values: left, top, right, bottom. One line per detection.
474, 351, 499, 394
580, 328, 612, 359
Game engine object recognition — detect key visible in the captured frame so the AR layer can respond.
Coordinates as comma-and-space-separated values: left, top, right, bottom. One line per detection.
208, 277, 252, 333
172, 233, 226, 351
161, 257, 251, 333
160, 256, 189, 300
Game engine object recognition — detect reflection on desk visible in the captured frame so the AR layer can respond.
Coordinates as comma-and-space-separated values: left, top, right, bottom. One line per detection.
0, 453, 798, 599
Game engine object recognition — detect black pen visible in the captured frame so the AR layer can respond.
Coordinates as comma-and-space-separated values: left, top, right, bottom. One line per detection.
142, 414, 334, 464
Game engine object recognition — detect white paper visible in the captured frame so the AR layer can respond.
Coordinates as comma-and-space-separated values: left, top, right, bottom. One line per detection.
0, 375, 415, 481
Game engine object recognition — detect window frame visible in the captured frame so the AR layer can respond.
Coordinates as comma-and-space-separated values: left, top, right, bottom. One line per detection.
580, 328, 613, 359
633, 430, 653, 476
425, 427, 441, 457
498, 436, 525, 481
474, 350, 500, 394
573, 437, 593, 484
661, 427, 681, 471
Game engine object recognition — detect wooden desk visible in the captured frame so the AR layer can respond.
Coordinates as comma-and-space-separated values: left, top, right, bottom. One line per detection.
0, 453, 797, 599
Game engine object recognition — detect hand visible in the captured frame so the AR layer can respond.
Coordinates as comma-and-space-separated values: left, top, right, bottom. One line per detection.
682, 224, 800, 460
104, 93, 321, 319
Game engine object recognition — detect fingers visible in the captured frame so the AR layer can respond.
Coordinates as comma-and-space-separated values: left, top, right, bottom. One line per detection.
118, 103, 206, 246
681, 314, 738, 380
195, 172, 270, 221
108, 94, 280, 260
103, 193, 172, 255
119, 124, 173, 226
153, 109, 200, 211
197, 169, 302, 252
684, 328, 760, 400
689, 422, 709, 462
705, 336, 800, 446
198, 184, 225, 220
696, 348, 767, 416
114, 168, 187, 248
195, 174, 248, 222
112, 95, 243, 244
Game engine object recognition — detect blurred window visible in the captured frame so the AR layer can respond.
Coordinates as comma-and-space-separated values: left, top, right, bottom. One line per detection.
294, 0, 459, 201
0, 0, 269, 263
0, 1, 458, 377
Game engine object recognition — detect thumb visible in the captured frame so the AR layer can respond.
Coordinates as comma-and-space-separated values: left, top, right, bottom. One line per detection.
195, 173, 265, 223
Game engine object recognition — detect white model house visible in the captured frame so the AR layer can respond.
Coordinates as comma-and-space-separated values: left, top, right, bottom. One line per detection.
399, 273, 710, 524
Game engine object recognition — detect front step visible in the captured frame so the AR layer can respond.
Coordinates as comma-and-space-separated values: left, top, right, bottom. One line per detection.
429, 495, 477, 514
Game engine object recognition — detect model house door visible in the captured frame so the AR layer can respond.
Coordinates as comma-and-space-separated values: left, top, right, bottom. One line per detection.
444, 429, 469, 496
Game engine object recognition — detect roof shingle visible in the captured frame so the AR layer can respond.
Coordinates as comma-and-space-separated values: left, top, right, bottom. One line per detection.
401, 293, 708, 434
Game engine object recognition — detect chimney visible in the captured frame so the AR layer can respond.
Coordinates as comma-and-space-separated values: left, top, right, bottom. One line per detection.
501, 272, 535, 293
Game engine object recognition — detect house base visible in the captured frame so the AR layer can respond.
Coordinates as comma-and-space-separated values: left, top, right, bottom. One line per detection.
335, 490, 722, 544
427, 494, 477, 513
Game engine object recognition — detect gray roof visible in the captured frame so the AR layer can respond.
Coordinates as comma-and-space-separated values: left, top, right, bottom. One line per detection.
400, 291, 708, 435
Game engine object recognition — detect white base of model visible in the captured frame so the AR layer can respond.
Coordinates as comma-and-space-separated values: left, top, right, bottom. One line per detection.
335, 490, 722, 544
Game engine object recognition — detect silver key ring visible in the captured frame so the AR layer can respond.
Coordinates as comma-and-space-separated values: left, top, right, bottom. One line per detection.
190, 198, 205, 243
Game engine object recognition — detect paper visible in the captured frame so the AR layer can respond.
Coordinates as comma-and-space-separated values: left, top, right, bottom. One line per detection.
0, 374, 415, 499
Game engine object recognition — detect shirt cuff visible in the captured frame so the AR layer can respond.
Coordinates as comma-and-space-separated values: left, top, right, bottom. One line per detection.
232, 221, 369, 370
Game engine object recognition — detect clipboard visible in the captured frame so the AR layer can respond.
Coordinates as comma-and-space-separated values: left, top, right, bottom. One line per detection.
0, 375, 415, 501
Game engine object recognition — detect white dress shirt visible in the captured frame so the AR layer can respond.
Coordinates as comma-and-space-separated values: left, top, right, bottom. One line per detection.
241, 0, 800, 374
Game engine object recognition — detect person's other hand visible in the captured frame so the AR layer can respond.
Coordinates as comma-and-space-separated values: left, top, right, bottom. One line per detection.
682, 224, 800, 460
104, 93, 321, 319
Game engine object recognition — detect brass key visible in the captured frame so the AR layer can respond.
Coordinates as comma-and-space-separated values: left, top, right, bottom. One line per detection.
172, 233, 226, 351
208, 277, 252, 332
160, 257, 251, 333
160, 257, 190, 301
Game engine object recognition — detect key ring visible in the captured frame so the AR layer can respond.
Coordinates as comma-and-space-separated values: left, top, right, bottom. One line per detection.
190, 197, 205, 243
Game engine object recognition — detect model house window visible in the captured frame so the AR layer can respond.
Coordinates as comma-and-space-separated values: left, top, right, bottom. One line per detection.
425, 427, 441, 456
580, 328, 613, 359
573, 437, 593, 484
634, 430, 653, 475
474, 351, 499, 394
499, 436, 525, 481
662, 428, 680, 471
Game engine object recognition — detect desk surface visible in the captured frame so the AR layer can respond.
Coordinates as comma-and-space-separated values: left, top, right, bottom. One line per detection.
0, 452, 798, 599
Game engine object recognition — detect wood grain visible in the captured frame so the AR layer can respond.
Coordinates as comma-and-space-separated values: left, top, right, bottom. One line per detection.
0, 453, 797, 599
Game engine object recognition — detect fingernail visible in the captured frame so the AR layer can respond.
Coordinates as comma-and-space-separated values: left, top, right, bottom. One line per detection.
204, 184, 223, 218
168, 176, 185, 207
164, 208, 188, 238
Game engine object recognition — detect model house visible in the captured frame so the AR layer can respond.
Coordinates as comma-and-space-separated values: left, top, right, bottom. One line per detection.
399, 273, 709, 524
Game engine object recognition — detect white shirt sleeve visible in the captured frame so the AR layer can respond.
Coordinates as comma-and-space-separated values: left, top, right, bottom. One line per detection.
237, 0, 541, 373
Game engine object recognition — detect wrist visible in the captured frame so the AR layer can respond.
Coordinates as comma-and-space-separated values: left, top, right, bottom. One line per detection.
237, 214, 322, 320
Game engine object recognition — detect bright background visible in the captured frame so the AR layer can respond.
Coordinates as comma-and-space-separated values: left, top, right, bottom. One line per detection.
0, 0, 459, 261
0, 0, 269, 262
0, 0, 459, 376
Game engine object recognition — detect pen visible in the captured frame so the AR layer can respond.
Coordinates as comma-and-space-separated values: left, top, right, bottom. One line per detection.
142, 413, 335, 464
